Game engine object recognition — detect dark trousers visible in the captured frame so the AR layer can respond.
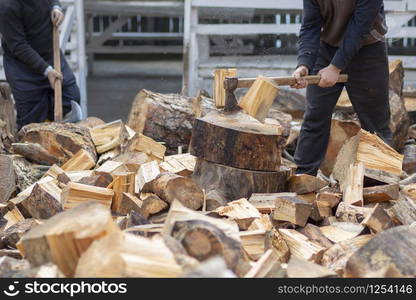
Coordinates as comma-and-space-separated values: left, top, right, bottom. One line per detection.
3, 53, 80, 130
294, 41, 392, 176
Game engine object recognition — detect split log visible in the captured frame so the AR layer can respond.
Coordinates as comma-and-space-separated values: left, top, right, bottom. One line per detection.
204, 190, 227, 211
11, 143, 60, 165
343, 162, 364, 206
77, 117, 105, 129
288, 174, 328, 194
111, 172, 136, 214
160, 153, 196, 177
363, 184, 399, 204
163, 201, 239, 241
95, 160, 128, 177
287, 256, 336, 278
90, 120, 128, 154
170, 220, 250, 277
23, 181, 62, 219
9, 155, 43, 194
345, 226, 416, 277
402, 144, 416, 175
0, 155, 16, 203
112, 151, 152, 173
298, 224, 334, 249
213, 68, 237, 108
137, 193, 168, 219
387, 197, 416, 225
402, 183, 416, 200
61, 149, 96, 172
321, 119, 361, 176
1, 219, 38, 248
115, 193, 142, 217
333, 129, 403, 190
321, 234, 373, 276
249, 193, 296, 214
239, 230, 266, 261
248, 214, 273, 231
62, 182, 114, 210
244, 249, 285, 278
297, 192, 317, 204
0, 83, 17, 153
152, 173, 204, 210
77, 174, 112, 188
134, 161, 160, 193
335, 202, 372, 223
124, 133, 166, 162
361, 204, 394, 233
75, 231, 183, 278
42, 164, 69, 182
18, 122, 97, 165
273, 195, 312, 227
238, 76, 280, 122
316, 191, 342, 208
2, 208, 25, 231
264, 229, 290, 263
190, 111, 285, 171
193, 158, 291, 201
19, 202, 118, 277
278, 229, 325, 263
320, 222, 365, 243
404, 97, 416, 124
215, 198, 261, 230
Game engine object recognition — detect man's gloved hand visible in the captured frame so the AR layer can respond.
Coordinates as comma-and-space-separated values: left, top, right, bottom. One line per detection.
51, 8, 65, 26
46, 67, 63, 89
291, 65, 309, 89
318, 64, 341, 88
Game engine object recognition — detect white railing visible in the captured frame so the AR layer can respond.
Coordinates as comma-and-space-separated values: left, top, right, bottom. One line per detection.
183, 0, 416, 97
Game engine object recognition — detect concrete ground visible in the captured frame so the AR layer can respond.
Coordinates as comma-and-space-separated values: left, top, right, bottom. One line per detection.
87, 59, 183, 122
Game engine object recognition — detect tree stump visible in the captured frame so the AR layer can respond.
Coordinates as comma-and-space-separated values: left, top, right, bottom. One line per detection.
190, 111, 286, 171
193, 158, 291, 201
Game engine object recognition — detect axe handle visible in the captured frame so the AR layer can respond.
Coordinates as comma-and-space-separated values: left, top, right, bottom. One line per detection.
236, 74, 349, 89
53, 25, 63, 122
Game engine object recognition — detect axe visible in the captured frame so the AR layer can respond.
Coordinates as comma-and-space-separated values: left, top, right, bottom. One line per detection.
223, 74, 349, 112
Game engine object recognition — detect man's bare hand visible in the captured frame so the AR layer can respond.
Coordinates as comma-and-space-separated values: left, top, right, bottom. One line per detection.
47, 69, 63, 89
291, 65, 309, 89
318, 64, 341, 88
51, 8, 64, 27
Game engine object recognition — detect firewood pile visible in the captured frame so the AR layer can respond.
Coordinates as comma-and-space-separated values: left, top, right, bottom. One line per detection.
0, 60, 416, 278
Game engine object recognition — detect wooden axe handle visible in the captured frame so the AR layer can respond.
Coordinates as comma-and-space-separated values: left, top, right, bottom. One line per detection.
236, 74, 349, 89
53, 25, 63, 122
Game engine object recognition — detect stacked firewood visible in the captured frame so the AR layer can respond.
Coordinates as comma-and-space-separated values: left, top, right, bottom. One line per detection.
0, 60, 416, 278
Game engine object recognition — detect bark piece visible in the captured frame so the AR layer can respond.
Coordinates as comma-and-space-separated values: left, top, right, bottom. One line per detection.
238, 75, 280, 122
152, 173, 204, 210
345, 226, 416, 277
278, 229, 325, 263
18, 122, 97, 165
0, 154, 16, 203
62, 182, 114, 210
90, 120, 128, 154
273, 195, 312, 227
190, 111, 285, 171
19, 202, 119, 277
288, 174, 328, 195
363, 184, 400, 204
12, 143, 60, 165
61, 149, 96, 172
193, 158, 291, 201
213, 68, 237, 108
215, 198, 261, 230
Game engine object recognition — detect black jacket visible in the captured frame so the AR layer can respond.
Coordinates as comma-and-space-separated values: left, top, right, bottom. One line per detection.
298, 0, 386, 72
0, 0, 62, 75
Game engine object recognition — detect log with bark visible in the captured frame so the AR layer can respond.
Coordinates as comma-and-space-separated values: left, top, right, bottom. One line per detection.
0, 83, 17, 154
0, 155, 16, 203
193, 158, 291, 202
16, 123, 97, 166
